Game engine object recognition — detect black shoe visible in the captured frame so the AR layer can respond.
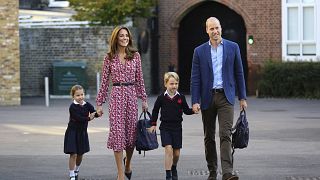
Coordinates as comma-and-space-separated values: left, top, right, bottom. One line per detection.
166, 177, 172, 180
125, 171, 132, 180
222, 173, 239, 180
74, 171, 78, 180
207, 170, 217, 180
123, 157, 132, 180
171, 169, 178, 180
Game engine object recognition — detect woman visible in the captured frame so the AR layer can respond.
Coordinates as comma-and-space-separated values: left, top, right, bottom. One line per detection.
96, 26, 148, 180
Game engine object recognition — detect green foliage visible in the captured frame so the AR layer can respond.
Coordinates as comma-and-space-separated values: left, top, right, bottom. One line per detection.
69, 0, 156, 26
258, 61, 320, 98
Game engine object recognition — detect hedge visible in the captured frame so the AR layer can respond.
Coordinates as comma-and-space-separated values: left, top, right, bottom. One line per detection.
257, 61, 320, 98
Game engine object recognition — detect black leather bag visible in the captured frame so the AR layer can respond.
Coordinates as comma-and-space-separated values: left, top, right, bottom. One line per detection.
232, 109, 249, 151
135, 111, 158, 155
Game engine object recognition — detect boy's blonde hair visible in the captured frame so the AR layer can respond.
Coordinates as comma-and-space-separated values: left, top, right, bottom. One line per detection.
164, 72, 179, 86
70, 85, 84, 97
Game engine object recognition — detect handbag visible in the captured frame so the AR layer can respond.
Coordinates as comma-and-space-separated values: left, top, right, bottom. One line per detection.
135, 111, 159, 156
232, 109, 249, 155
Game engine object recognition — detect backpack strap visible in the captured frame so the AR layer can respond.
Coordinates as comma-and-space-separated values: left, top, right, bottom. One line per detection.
232, 142, 235, 164
231, 110, 246, 164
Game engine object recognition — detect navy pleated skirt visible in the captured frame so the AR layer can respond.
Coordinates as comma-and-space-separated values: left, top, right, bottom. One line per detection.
64, 125, 89, 155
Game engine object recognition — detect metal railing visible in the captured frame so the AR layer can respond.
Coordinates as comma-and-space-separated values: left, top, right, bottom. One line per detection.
19, 18, 91, 28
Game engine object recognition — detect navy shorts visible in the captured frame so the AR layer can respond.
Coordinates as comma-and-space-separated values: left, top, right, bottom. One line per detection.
160, 128, 182, 149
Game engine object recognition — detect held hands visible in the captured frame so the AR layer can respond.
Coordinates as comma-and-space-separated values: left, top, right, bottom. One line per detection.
147, 126, 156, 133
192, 103, 201, 114
89, 112, 96, 121
96, 106, 103, 117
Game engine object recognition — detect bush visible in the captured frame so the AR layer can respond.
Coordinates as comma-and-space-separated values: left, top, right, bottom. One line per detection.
257, 61, 320, 98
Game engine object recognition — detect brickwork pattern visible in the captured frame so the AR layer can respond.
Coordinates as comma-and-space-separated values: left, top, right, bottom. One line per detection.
0, 0, 21, 105
158, 0, 281, 94
19, 27, 152, 97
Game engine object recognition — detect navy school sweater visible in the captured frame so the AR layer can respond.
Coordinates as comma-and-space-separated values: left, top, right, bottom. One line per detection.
151, 92, 194, 130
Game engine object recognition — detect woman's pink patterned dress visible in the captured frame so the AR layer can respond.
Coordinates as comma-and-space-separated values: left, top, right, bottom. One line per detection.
96, 52, 147, 151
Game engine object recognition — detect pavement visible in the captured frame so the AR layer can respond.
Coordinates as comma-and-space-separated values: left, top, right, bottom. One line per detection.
1, 96, 320, 180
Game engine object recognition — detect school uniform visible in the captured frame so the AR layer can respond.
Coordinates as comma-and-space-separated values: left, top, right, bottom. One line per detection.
64, 100, 97, 155
151, 91, 194, 149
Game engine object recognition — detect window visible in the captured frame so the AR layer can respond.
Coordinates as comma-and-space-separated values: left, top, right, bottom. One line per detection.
48, 0, 69, 8
282, 0, 319, 61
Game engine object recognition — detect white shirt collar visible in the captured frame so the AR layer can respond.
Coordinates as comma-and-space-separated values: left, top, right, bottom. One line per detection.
164, 90, 180, 97
73, 100, 86, 105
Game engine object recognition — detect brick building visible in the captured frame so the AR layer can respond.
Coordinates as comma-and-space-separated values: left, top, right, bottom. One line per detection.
0, 0, 20, 105
157, 0, 320, 94
1, 0, 319, 105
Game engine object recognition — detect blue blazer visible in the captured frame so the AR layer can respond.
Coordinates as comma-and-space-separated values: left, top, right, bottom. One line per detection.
191, 39, 246, 110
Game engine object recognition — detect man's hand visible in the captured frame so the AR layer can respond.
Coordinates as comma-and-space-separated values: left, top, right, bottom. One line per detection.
192, 103, 201, 113
240, 99, 247, 111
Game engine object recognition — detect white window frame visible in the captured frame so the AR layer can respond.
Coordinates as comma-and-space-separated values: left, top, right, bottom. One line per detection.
48, 0, 69, 8
282, 0, 320, 61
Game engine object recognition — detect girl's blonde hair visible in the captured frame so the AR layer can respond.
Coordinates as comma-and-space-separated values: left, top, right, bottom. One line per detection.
70, 85, 84, 97
163, 72, 179, 86
107, 26, 137, 61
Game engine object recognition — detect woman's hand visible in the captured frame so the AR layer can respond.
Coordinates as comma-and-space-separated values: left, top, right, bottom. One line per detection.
142, 101, 148, 112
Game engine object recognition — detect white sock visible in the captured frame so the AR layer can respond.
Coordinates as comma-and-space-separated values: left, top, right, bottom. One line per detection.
69, 170, 75, 177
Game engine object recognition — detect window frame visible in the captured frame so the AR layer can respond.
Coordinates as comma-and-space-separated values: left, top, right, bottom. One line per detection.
282, 0, 319, 61
48, 0, 69, 8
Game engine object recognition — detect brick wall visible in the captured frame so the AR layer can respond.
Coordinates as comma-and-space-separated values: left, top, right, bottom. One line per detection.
158, 0, 282, 94
0, 0, 21, 105
19, 27, 152, 97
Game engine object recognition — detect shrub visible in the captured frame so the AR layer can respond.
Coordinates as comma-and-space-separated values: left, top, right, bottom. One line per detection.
257, 61, 320, 98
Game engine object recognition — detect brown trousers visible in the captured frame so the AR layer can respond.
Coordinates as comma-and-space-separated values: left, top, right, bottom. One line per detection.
201, 92, 234, 179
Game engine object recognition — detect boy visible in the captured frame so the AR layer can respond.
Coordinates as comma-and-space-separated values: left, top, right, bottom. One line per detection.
148, 72, 196, 180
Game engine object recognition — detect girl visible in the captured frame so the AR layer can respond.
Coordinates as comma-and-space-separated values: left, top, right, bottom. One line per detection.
64, 85, 99, 180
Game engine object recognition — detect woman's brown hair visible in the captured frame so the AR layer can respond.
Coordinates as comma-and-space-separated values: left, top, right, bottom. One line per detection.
107, 26, 137, 61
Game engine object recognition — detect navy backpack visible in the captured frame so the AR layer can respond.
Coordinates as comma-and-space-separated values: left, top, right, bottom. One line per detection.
135, 111, 158, 155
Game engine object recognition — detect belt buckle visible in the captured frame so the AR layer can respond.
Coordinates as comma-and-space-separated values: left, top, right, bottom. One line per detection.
213, 88, 222, 93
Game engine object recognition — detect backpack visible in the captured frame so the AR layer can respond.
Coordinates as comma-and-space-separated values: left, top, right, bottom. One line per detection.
232, 109, 249, 154
135, 111, 159, 156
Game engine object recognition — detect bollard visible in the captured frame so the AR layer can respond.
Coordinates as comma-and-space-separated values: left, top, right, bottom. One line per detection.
45, 77, 49, 107
96, 72, 100, 95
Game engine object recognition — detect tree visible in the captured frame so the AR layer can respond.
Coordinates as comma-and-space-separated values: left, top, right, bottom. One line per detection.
69, 0, 157, 26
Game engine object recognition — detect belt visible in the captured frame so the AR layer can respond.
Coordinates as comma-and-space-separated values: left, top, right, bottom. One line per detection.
212, 88, 224, 93
113, 82, 135, 86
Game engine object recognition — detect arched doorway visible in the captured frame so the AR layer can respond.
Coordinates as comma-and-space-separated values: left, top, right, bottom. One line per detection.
178, 1, 247, 93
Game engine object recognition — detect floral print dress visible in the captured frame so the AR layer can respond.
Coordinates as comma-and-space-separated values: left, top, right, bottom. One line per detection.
96, 52, 147, 151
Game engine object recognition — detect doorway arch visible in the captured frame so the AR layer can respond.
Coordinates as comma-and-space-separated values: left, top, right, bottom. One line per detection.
178, 1, 247, 93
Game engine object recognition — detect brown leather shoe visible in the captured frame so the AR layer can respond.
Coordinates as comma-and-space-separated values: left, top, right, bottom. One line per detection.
222, 173, 239, 180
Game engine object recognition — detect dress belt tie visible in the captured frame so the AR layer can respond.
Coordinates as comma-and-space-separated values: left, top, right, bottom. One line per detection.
113, 82, 135, 86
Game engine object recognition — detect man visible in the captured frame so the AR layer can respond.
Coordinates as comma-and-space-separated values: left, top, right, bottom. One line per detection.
191, 17, 247, 180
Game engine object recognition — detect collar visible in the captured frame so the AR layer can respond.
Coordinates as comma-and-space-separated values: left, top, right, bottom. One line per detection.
164, 90, 180, 97
73, 100, 86, 106
208, 38, 223, 46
